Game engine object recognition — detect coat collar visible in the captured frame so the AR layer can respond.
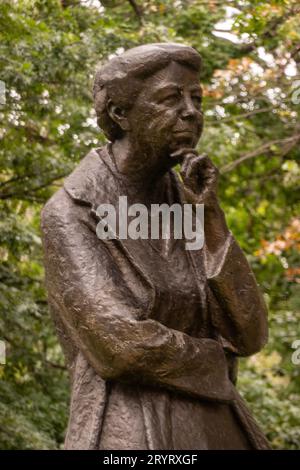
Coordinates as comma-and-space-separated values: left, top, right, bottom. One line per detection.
64, 144, 187, 215
64, 145, 115, 209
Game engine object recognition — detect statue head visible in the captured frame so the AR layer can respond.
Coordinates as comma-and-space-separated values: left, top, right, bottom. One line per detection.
93, 43, 203, 157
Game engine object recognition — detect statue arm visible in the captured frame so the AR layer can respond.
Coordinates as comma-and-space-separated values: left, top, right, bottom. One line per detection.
41, 191, 233, 403
178, 152, 268, 357
204, 197, 268, 356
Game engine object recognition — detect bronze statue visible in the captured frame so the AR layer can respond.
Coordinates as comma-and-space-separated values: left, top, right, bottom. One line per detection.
41, 43, 270, 449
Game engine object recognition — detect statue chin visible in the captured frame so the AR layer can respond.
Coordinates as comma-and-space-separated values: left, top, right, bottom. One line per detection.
168, 139, 198, 157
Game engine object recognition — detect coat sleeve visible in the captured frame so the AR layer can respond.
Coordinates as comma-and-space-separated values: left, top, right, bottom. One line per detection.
204, 203, 268, 357
41, 189, 234, 403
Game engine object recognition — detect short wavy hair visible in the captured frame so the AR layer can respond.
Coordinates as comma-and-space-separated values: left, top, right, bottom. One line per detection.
93, 43, 202, 141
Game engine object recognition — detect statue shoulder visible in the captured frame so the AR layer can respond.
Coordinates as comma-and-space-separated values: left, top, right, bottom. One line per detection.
40, 146, 112, 233
63, 147, 107, 204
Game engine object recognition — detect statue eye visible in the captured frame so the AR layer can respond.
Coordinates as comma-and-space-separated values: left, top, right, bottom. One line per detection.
160, 92, 180, 104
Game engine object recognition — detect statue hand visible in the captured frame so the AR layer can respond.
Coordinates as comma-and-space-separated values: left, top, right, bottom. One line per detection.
171, 148, 219, 207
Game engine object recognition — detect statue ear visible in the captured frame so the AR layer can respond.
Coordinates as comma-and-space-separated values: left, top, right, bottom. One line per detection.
106, 99, 130, 131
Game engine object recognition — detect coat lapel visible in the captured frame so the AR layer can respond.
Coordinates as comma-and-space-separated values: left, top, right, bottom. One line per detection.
63, 145, 156, 315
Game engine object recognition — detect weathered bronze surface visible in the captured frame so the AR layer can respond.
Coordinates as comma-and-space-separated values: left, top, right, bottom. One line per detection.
41, 43, 270, 450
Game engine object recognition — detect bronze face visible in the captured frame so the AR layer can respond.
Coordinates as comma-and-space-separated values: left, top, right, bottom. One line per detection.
125, 61, 203, 159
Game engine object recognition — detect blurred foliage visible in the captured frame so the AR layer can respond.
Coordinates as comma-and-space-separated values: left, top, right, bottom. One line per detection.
0, 0, 299, 449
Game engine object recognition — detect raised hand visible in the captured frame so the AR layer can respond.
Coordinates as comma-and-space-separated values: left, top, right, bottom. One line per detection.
170, 148, 219, 207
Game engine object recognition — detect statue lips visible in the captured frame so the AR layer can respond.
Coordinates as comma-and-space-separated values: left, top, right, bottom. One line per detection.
171, 129, 197, 156
173, 127, 198, 141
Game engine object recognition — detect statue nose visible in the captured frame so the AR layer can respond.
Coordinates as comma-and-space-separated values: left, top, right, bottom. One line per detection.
181, 95, 197, 119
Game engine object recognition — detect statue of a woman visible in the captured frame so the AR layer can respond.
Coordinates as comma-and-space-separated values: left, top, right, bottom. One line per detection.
41, 43, 270, 450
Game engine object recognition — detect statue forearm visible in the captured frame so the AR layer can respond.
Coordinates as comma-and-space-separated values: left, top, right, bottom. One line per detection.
204, 198, 268, 356
78, 315, 234, 403
203, 194, 231, 274
47, 269, 234, 403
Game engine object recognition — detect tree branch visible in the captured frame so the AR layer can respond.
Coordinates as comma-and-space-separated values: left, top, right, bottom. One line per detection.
45, 359, 67, 371
207, 104, 284, 124
0, 173, 68, 200
128, 0, 143, 24
233, 5, 300, 56
221, 133, 300, 173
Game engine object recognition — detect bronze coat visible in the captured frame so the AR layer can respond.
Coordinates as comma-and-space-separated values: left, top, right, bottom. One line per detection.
41, 146, 270, 450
